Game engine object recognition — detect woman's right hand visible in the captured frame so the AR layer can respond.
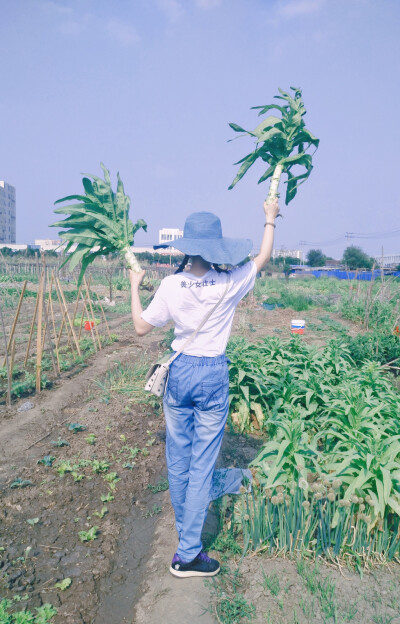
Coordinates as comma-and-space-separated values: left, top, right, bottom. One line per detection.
128, 268, 146, 289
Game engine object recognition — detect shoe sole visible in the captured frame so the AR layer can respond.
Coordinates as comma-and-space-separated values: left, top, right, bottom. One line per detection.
169, 565, 220, 578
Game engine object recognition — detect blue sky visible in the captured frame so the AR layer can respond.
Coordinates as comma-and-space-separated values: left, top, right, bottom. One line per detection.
1, 0, 399, 259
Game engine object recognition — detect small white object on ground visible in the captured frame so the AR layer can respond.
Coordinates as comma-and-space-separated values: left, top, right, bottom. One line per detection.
17, 401, 34, 412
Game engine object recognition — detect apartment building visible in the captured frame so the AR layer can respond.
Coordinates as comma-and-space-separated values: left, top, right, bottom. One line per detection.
0, 181, 16, 244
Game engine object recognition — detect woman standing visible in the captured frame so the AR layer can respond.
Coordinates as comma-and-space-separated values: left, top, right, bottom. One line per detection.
130, 198, 279, 578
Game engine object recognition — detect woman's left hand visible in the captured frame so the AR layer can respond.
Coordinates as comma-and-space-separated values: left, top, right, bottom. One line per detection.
263, 198, 280, 222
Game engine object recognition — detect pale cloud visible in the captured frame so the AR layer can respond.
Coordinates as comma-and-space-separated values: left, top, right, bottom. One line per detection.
157, 0, 185, 23
195, 0, 222, 8
41, 1, 73, 15
277, 0, 324, 19
105, 18, 140, 45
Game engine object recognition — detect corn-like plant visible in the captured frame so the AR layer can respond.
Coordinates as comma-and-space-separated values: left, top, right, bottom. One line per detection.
51, 163, 147, 283
228, 87, 319, 204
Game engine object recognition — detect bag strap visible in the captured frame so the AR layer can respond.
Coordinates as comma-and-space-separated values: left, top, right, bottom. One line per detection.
165, 274, 231, 368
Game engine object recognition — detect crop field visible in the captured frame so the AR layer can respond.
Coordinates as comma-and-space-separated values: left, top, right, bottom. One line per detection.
1, 266, 400, 624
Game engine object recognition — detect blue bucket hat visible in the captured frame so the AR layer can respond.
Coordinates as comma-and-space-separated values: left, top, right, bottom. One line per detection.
168, 211, 252, 266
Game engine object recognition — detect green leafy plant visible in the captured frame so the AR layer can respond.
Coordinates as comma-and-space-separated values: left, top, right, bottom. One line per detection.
93, 506, 108, 519
228, 87, 319, 204
10, 479, 34, 489
66, 423, 87, 433
51, 163, 147, 283
78, 526, 99, 542
54, 578, 72, 591
37, 456, 55, 467
27, 518, 40, 526
91, 460, 110, 474
50, 438, 69, 447
101, 492, 114, 503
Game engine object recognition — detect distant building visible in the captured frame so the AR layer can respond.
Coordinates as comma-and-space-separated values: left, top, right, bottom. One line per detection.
272, 248, 303, 262
0, 181, 16, 244
374, 253, 400, 268
158, 228, 183, 245
35, 239, 63, 252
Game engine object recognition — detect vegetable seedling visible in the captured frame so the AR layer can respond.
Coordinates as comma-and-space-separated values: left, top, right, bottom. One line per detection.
10, 479, 34, 489
66, 423, 87, 433
54, 578, 72, 591
85, 433, 96, 445
51, 438, 70, 447
78, 526, 99, 542
228, 86, 319, 205
37, 456, 56, 467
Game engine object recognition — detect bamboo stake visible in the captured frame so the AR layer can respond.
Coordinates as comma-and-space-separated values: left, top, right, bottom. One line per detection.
0, 302, 12, 407
83, 276, 101, 349
36, 271, 45, 393
40, 259, 58, 377
2, 280, 27, 367
24, 287, 40, 366
77, 283, 89, 342
55, 278, 81, 355
48, 275, 60, 372
92, 290, 111, 340
78, 277, 98, 351
9, 338, 16, 393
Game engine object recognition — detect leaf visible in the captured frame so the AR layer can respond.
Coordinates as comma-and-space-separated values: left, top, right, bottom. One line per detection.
228, 151, 259, 189
55, 578, 72, 591
257, 164, 275, 185
285, 171, 298, 205
253, 116, 283, 137
27, 517, 40, 525
228, 122, 252, 134
388, 496, 400, 516
251, 103, 287, 116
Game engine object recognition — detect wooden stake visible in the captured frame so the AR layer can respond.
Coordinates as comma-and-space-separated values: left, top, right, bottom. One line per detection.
78, 277, 98, 351
55, 278, 81, 355
83, 276, 101, 350
0, 302, 12, 407
91, 290, 111, 340
36, 271, 45, 393
3, 280, 27, 367
9, 338, 16, 392
24, 286, 40, 366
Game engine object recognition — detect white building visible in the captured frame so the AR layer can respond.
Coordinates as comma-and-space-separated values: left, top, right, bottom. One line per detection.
374, 253, 400, 268
35, 239, 63, 252
158, 228, 183, 245
272, 248, 303, 262
0, 181, 16, 244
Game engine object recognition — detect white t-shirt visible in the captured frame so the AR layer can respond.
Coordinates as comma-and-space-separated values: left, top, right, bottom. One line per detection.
141, 260, 257, 356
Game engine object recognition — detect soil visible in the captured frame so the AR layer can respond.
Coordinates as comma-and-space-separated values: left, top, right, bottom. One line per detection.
228, 556, 400, 623
0, 323, 171, 624
2, 295, 395, 624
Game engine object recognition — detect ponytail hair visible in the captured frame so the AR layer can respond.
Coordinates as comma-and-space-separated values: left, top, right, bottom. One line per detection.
213, 264, 229, 273
175, 255, 190, 274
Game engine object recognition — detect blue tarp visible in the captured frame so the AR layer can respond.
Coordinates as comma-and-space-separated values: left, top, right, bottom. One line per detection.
306, 270, 400, 281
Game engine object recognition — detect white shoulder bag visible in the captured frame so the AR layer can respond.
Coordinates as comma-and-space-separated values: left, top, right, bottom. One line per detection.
145, 276, 231, 397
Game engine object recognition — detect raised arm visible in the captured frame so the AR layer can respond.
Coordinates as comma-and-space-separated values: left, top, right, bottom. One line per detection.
253, 198, 280, 273
129, 270, 155, 336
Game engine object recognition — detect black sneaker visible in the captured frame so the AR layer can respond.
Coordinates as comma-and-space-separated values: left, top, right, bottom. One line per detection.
169, 551, 220, 578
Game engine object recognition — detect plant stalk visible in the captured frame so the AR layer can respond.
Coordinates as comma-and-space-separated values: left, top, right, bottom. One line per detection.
122, 246, 142, 273
266, 163, 283, 202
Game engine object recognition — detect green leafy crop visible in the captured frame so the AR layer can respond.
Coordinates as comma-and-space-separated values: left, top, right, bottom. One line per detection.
229, 87, 319, 205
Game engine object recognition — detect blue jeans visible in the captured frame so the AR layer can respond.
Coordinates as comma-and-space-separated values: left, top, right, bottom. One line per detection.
163, 353, 251, 562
